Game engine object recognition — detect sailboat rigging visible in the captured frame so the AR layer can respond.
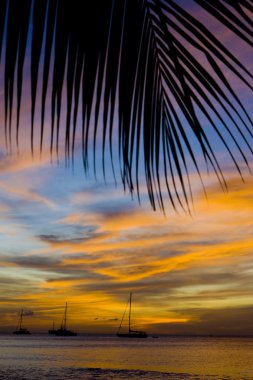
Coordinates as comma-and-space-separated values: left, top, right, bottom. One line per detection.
55, 302, 77, 336
117, 293, 147, 338
13, 309, 31, 335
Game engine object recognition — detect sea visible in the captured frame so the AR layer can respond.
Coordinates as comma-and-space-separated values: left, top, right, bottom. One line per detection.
0, 335, 252, 380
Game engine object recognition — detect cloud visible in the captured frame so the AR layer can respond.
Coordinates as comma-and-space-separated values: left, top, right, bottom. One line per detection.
0, 166, 253, 334
22, 310, 34, 317
37, 225, 105, 245
0, 153, 56, 214
38, 234, 86, 244
0, 150, 52, 174
93, 317, 119, 321
157, 306, 253, 336
7, 254, 61, 269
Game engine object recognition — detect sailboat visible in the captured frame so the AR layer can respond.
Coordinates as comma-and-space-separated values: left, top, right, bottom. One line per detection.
48, 321, 56, 335
55, 302, 77, 336
117, 292, 147, 338
13, 309, 31, 335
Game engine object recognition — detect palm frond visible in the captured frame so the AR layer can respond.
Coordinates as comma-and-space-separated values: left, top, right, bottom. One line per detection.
1, 0, 252, 211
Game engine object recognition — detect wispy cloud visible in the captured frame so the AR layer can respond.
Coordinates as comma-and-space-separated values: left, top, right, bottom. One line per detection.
0, 152, 252, 334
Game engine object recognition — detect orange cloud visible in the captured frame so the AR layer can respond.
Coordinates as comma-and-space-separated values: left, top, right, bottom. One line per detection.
0, 171, 253, 334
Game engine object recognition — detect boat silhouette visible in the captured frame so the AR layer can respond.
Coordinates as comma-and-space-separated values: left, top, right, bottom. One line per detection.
55, 302, 77, 336
13, 309, 31, 335
117, 292, 147, 338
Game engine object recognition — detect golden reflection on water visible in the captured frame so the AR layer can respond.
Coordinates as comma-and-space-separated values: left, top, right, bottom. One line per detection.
0, 335, 253, 379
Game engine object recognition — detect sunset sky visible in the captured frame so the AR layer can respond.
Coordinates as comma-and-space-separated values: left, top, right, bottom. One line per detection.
0, 152, 253, 335
0, 1, 252, 336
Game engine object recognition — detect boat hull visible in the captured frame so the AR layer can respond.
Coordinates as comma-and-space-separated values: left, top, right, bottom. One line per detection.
55, 328, 77, 336
13, 329, 30, 335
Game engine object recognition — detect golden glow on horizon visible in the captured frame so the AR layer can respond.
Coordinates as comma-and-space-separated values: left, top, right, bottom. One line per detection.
0, 149, 253, 334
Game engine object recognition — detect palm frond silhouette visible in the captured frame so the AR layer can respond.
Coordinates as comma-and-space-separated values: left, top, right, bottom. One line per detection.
1, 0, 252, 211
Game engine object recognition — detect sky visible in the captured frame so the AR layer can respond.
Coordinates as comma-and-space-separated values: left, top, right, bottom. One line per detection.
0, 151, 253, 335
0, 1, 252, 336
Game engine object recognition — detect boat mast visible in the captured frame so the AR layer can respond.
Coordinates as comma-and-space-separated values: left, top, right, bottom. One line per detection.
63, 302, 67, 329
129, 292, 132, 334
19, 309, 23, 330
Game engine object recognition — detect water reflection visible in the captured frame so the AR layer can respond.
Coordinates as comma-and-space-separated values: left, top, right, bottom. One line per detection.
0, 335, 252, 379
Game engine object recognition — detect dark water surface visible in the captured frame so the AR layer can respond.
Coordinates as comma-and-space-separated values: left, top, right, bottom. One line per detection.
0, 335, 252, 379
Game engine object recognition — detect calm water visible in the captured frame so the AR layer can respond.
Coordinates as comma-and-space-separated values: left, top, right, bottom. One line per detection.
0, 335, 252, 379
